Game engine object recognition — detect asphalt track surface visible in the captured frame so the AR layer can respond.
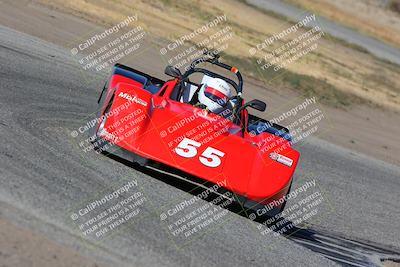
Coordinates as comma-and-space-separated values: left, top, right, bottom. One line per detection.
247, 0, 400, 65
1, 25, 400, 266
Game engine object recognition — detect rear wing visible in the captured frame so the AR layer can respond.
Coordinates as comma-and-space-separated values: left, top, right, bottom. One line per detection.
113, 63, 164, 86
99, 64, 165, 103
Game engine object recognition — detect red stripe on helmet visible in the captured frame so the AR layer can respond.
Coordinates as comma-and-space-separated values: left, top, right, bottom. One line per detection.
205, 86, 228, 101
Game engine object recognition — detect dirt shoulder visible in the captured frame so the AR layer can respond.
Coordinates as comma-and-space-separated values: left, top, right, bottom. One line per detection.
37, 0, 400, 112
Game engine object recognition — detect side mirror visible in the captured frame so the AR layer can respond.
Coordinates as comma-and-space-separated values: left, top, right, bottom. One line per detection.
240, 99, 266, 112
164, 65, 182, 78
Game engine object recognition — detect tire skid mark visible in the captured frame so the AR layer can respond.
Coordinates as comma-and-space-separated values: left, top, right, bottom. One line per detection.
286, 226, 400, 266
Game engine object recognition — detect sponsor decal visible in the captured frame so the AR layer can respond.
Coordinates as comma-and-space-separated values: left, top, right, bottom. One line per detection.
269, 152, 293, 167
118, 92, 147, 106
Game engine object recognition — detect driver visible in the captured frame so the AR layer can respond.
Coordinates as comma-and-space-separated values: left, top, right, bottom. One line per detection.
196, 78, 234, 120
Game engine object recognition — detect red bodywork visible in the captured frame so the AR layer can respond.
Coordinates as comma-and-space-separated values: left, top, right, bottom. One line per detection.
95, 66, 300, 209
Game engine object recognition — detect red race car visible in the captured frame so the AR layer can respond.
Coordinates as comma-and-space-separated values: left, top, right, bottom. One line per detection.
91, 52, 300, 217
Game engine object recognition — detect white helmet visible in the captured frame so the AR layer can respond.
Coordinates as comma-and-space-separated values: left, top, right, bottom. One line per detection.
198, 78, 232, 112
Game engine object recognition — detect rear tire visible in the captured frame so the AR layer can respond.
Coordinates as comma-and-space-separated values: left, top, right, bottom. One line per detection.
244, 180, 293, 219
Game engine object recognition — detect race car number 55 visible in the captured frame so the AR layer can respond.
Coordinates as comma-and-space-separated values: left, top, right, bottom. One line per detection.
175, 138, 225, 168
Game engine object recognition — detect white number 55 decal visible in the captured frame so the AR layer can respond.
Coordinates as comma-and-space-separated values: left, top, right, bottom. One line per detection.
175, 138, 225, 168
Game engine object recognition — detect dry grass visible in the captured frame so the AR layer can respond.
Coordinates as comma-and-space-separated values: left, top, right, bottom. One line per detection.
285, 0, 400, 48
39, 0, 400, 111
383, 260, 400, 267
